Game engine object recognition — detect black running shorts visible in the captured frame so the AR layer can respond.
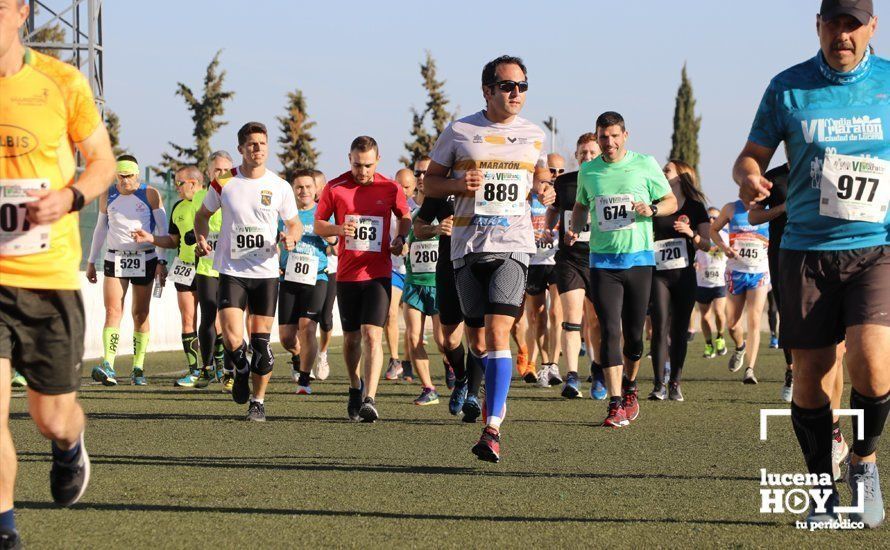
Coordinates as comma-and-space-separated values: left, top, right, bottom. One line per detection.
103, 256, 158, 286
556, 259, 591, 294
526, 264, 557, 296
278, 279, 328, 325
337, 278, 391, 332
218, 274, 279, 318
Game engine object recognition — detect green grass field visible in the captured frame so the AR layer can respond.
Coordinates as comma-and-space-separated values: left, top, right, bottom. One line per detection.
8, 338, 888, 548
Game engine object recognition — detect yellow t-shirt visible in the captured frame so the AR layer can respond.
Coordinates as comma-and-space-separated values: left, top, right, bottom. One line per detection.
0, 48, 102, 290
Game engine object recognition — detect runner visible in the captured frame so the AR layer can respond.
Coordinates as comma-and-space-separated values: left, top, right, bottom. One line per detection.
315, 136, 410, 422
734, 0, 887, 526
194, 122, 302, 422
425, 55, 555, 461
87, 155, 168, 386
383, 170, 416, 382
0, 4, 115, 543
277, 169, 333, 395
709, 199, 770, 384
568, 111, 677, 428
313, 169, 334, 381
546, 133, 606, 399
694, 207, 729, 360
648, 160, 710, 402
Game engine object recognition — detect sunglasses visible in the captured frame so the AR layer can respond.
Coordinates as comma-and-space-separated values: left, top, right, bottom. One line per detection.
414, 170, 426, 177
549, 168, 565, 176
489, 80, 529, 93
175, 179, 199, 188
708, 215, 718, 220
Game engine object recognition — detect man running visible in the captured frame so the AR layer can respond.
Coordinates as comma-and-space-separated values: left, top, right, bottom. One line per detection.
0, 2, 115, 544
568, 111, 677, 428
694, 207, 729, 360
313, 169, 335, 381
425, 55, 555, 462
383, 170, 417, 382
315, 136, 410, 422
734, 0, 888, 526
194, 122, 302, 422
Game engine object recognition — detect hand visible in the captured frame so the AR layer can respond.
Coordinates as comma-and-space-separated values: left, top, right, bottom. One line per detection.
723, 245, 737, 259
340, 221, 357, 238
632, 201, 653, 217
86, 263, 97, 284
541, 228, 558, 244
389, 235, 406, 255
279, 231, 297, 251
436, 216, 453, 237
461, 169, 484, 192
131, 229, 155, 244
740, 174, 772, 205
564, 230, 578, 246
673, 220, 694, 238
24, 188, 75, 225
194, 234, 212, 257
539, 182, 556, 206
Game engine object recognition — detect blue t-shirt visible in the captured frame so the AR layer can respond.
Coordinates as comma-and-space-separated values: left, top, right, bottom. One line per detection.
748, 49, 890, 251
278, 206, 329, 282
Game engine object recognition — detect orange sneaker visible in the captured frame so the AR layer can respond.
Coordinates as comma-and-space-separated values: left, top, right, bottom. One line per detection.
516, 349, 529, 378
523, 361, 537, 384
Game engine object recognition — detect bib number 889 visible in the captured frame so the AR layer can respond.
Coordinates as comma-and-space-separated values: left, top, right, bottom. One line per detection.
483, 183, 519, 202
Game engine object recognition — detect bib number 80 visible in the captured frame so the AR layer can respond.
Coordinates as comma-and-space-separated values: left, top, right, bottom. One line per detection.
483, 182, 519, 203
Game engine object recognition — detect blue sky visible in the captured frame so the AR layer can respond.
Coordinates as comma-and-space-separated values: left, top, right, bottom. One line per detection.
89, 0, 889, 207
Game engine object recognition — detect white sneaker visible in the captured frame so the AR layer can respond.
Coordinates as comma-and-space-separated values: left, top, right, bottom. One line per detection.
535, 365, 551, 388
291, 368, 300, 383
832, 435, 849, 481
314, 351, 330, 381
743, 367, 758, 385
547, 364, 563, 386
729, 347, 746, 372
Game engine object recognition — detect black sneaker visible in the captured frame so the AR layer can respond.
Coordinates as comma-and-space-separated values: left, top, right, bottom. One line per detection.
50, 433, 90, 507
231, 368, 251, 404
194, 367, 214, 389
246, 401, 266, 422
647, 384, 667, 401
347, 388, 363, 421
359, 397, 379, 423
0, 529, 22, 550
668, 381, 684, 402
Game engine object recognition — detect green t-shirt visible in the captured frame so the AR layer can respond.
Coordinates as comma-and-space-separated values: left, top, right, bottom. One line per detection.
576, 150, 671, 269
193, 188, 222, 278
169, 197, 198, 264
405, 211, 438, 286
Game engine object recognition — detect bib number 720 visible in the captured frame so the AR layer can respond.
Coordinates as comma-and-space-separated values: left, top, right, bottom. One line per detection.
837, 175, 879, 202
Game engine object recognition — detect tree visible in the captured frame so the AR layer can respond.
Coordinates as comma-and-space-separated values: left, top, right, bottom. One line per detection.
105, 108, 126, 157
669, 63, 702, 174
30, 24, 66, 59
277, 89, 319, 182
401, 51, 452, 166
160, 51, 234, 174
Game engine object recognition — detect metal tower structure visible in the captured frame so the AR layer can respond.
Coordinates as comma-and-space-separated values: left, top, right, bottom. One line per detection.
22, 0, 105, 113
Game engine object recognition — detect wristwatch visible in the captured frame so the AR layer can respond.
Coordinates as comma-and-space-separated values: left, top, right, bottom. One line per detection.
68, 186, 85, 213
649, 204, 659, 217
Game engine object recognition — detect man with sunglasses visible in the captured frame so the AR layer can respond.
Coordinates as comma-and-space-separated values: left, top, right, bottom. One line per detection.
425, 55, 555, 462
735, 0, 888, 526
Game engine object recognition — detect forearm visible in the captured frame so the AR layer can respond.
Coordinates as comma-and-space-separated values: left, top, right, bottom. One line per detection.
194, 212, 210, 240
72, 159, 115, 205
571, 204, 589, 234
653, 195, 678, 216
396, 217, 411, 238
152, 235, 178, 249
747, 207, 782, 225
314, 219, 340, 238
286, 219, 303, 243
544, 206, 560, 231
423, 175, 464, 198
88, 213, 108, 263
413, 218, 437, 240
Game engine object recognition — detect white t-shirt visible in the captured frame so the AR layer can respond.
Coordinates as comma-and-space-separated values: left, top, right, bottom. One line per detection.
203, 167, 298, 279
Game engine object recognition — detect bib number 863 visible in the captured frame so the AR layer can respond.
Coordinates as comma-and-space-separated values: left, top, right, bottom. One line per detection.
483, 183, 519, 202
356, 225, 377, 241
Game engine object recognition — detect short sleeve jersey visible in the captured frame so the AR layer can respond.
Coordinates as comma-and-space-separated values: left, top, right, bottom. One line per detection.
575, 150, 672, 269
0, 48, 102, 290
279, 205, 328, 282
553, 170, 589, 266
416, 195, 454, 266
405, 209, 438, 287
529, 193, 557, 266
202, 167, 298, 279
652, 197, 709, 268
748, 50, 890, 251
192, 188, 222, 277
315, 171, 409, 283
428, 110, 546, 261
168, 197, 198, 264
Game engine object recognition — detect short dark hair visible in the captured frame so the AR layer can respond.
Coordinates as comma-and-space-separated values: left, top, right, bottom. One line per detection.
117, 154, 138, 163
237, 122, 268, 146
595, 111, 626, 132
576, 132, 597, 147
416, 155, 431, 163
292, 168, 316, 181
482, 55, 527, 86
350, 135, 379, 154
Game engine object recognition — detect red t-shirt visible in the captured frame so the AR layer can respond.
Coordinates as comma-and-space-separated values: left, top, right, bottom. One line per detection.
316, 171, 409, 282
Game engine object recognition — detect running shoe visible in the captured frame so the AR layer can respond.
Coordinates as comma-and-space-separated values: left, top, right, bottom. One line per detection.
295, 385, 312, 395
728, 347, 746, 372
648, 384, 667, 401
91, 362, 117, 386
516, 351, 529, 380
847, 460, 885, 528
384, 358, 402, 380
401, 362, 414, 383
50, 432, 90, 507
535, 365, 551, 388
714, 336, 728, 356
193, 367, 214, 389
231, 369, 251, 404
414, 387, 439, 406
769, 335, 779, 349
668, 381, 684, 402
702, 343, 715, 359
743, 367, 758, 385
290, 367, 300, 383
590, 365, 607, 400
449, 379, 468, 416
602, 401, 629, 428
462, 394, 482, 423
781, 370, 793, 403
523, 361, 537, 384
622, 386, 640, 421
547, 364, 563, 386
214, 367, 225, 383
0, 529, 22, 550
833, 434, 849, 482
246, 401, 266, 422
445, 363, 456, 390
175, 370, 199, 388
359, 397, 379, 423
315, 351, 330, 381
130, 368, 147, 386
579, 343, 587, 357
804, 490, 840, 527
561, 371, 581, 399
347, 388, 362, 421
471, 426, 501, 463
222, 373, 234, 393
10, 370, 26, 388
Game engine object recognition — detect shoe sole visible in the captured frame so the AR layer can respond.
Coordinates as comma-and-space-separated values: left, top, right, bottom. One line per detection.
522, 373, 537, 384
94, 370, 117, 387
549, 378, 563, 386
247, 416, 266, 422
462, 401, 481, 423
743, 378, 758, 385
561, 385, 580, 399
54, 434, 91, 507
414, 398, 439, 406
647, 393, 666, 401
669, 394, 685, 402
471, 443, 500, 463
358, 406, 378, 423
602, 420, 629, 428
295, 390, 312, 395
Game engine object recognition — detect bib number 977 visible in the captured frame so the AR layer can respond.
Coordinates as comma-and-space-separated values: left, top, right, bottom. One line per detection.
837, 175, 879, 202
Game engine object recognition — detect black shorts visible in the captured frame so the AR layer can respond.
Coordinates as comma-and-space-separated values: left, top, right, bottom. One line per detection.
695, 285, 726, 304
556, 260, 591, 294
0, 286, 84, 395
174, 273, 198, 293
454, 252, 529, 328
103, 256, 158, 286
526, 264, 558, 296
337, 277, 391, 332
778, 245, 890, 349
278, 279, 328, 325
436, 258, 463, 326
320, 272, 337, 332
217, 274, 279, 318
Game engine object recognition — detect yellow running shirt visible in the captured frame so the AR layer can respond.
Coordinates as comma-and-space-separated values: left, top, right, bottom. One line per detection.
0, 48, 102, 290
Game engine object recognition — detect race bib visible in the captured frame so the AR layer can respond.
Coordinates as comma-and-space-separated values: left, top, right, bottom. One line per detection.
284, 252, 319, 285
410, 240, 438, 274
654, 238, 689, 271
167, 256, 196, 286
114, 250, 147, 278
206, 231, 219, 262
565, 210, 590, 243
819, 153, 890, 223
0, 179, 51, 256
595, 194, 635, 232
474, 170, 527, 216
734, 238, 768, 270
534, 232, 558, 261
231, 224, 273, 260
345, 215, 383, 252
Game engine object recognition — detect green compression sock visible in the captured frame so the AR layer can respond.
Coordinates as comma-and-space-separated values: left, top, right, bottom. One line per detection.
133, 331, 150, 370
181, 332, 199, 371
102, 327, 120, 368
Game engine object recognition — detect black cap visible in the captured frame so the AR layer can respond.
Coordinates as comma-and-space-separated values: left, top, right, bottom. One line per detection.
820, 0, 874, 25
